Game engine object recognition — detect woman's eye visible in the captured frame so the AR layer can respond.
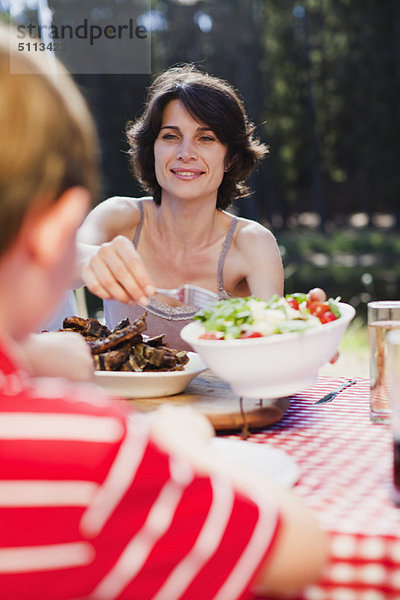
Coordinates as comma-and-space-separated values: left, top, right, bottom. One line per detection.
199, 135, 215, 142
161, 133, 179, 140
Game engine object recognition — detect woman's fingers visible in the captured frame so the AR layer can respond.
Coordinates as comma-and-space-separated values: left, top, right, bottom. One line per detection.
82, 236, 155, 304
95, 245, 148, 304
82, 261, 133, 303
329, 351, 339, 365
112, 236, 155, 297
306, 288, 339, 364
307, 287, 327, 302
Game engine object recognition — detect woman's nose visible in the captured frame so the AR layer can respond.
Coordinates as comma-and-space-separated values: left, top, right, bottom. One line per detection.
176, 140, 197, 161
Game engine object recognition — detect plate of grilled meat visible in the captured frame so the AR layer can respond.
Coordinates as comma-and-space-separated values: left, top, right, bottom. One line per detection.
93, 352, 207, 398
60, 313, 207, 398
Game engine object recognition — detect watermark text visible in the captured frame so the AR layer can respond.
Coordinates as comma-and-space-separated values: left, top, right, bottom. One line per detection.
17, 19, 147, 46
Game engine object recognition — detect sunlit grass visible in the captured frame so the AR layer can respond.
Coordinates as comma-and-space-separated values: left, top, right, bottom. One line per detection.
319, 316, 369, 378
340, 317, 368, 353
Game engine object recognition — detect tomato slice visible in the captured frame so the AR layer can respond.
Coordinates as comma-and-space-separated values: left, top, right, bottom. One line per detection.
199, 332, 223, 340
287, 297, 300, 310
307, 301, 330, 317
319, 311, 338, 324
240, 331, 263, 339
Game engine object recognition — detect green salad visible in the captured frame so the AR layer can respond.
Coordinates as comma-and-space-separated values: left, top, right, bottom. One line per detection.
194, 293, 341, 340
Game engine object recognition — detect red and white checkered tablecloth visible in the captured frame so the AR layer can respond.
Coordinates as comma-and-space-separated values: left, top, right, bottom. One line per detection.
244, 376, 400, 600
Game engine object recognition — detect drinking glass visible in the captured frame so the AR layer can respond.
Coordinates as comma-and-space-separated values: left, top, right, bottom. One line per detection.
368, 301, 400, 424
387, 329, 400, 505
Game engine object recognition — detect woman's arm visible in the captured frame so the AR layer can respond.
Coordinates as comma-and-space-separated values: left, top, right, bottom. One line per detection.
75, 197, 155, 305
234, 222, 330, 306
235, 220, 284, 300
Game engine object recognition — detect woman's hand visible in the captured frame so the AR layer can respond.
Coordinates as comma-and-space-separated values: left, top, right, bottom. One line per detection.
20, 331, 95, 382
307, 287, 327, 302
307, 287, 339, 364
79, 235, 155, 306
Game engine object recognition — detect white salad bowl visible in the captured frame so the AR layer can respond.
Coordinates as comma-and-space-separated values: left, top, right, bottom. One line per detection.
180, 302, 356, 399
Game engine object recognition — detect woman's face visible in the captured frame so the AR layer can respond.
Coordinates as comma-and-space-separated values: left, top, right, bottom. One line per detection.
154, 99, 228, 204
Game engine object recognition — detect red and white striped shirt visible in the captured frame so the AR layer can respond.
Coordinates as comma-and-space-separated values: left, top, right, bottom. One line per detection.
0, 341, 280, 600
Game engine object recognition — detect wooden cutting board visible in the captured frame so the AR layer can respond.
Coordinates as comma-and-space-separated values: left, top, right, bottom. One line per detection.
129, 370, 290, 433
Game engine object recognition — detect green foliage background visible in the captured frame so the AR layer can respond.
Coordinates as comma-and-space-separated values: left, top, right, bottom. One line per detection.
2, 0, 399, 314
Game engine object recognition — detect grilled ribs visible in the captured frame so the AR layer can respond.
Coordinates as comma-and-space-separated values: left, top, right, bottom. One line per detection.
59, 314, 188, 372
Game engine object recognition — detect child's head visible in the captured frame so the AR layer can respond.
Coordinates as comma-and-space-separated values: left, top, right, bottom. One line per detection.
0, 24, 98, 259
0, 25, 99, 338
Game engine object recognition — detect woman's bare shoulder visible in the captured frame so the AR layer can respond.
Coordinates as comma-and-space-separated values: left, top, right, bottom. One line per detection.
227, 215, 283, 298
79, 196, 153, 242
232, 215, 279, 252
93, 195, 152, 218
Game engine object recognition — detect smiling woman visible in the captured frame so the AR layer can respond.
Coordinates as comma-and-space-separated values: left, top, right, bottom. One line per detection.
153, 99, 227, 204
76, 64, 284, 349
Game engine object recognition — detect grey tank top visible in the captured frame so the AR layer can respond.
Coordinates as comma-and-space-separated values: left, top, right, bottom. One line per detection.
103, 200, 238, 351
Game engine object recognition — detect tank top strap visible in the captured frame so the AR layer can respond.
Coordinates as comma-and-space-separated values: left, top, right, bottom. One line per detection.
133, 200, 145, 248
217, 217, 239, 293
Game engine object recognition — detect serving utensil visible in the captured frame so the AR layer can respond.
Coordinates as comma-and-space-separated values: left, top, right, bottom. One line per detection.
314, 379, 357, 405
155, 285, 219, 309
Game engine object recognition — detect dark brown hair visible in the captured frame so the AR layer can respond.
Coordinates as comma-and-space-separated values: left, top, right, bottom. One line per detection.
126, 64, 268, 210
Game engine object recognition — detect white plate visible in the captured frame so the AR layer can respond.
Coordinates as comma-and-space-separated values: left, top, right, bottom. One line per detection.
210, 438, 299, 488
94, 352, 207, 398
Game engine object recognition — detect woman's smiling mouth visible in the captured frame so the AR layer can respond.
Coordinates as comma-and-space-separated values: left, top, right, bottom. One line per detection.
170, 168, 205, 180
